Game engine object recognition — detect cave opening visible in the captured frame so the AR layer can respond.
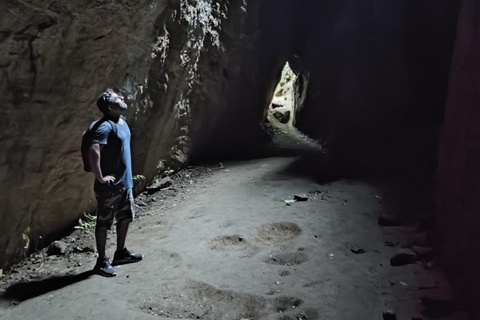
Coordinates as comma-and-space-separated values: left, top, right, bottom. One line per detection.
265, 62, 297, 129
260, 60, 319, 158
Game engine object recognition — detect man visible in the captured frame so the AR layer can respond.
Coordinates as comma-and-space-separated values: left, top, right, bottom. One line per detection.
88, 88, 142, 277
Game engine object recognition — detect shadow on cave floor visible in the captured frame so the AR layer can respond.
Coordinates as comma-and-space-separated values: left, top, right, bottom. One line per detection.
261, 123, 344, 184
262, 126, 469, 318
265, 123, 442, 229
0, 270, 94, 303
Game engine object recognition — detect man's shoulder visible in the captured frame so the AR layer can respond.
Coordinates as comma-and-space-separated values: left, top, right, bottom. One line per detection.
97, 121, 113, 130
91, 119, 116, 139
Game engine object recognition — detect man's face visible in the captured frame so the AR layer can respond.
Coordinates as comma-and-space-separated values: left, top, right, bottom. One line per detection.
108, 92, 127, 115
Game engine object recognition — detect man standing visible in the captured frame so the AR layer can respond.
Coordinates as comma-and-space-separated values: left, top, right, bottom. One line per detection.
88, 88, 142, 277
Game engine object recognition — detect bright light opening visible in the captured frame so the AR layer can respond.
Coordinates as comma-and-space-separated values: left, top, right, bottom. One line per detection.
266, 62, 297, 128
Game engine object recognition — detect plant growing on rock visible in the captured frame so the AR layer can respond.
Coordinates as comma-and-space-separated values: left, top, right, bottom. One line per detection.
74, 213, 97, 233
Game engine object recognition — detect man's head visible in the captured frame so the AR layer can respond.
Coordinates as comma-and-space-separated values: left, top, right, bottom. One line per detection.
96, 89, 127, 116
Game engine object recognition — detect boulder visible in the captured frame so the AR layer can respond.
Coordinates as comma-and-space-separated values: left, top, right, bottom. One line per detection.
294, 194, 308, 201
390, 249, 417, 266
383, 310, 396, 320
378, 214, 404, 227
272, 110, 291, 124
47, 241, 68, 256
411, 245, 434, 258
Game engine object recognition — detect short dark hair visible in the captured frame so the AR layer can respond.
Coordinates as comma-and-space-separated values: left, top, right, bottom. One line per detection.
96, 89, 115, 115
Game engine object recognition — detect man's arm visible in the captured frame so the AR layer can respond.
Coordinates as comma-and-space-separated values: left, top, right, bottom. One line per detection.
88, 143, 116, 185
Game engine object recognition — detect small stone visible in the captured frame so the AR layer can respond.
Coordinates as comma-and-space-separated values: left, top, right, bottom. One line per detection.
390, 249, 417, 266
293, 194, 308, 201
147, 177, 173, 192
159, 177, 172, 188
47, 241, 68, 256
350, 247, 365, 254
378, 214, 403, 226
411, 245, 434, 258
136, 200, 148, 207
385, 241, 399, 247
410, 232, 428, 246
65, 236, 76, 243
383, 310, 396, 320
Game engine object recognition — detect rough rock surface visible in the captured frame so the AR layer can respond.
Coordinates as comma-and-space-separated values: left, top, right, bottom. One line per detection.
0, 0, 276, 269
293, 1, 459, 167
0, 0, 168, 270
436, 1, 480, 317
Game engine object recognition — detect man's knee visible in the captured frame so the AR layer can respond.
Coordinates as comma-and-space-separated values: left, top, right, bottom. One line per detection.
116, 216, 132, 226
96, 219, 113, 230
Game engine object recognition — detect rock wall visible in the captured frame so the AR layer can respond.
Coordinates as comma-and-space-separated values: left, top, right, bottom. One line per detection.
189, 0, 294, 161
0, 0, 277, 270
293, 0, 459, 164
0, 0, 167, 270
436, 0, 480, 316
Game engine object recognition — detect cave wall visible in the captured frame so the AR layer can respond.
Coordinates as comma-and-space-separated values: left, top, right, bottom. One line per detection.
189, 0, 295, 160
294, 0, 408, 150
436, 0, 480, 316
294, 0, 459, 160
0, 0, 167, 270
0, 0, 278, 269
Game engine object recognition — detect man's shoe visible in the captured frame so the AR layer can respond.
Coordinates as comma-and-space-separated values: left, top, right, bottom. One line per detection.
112, 248, 143, 266
94, 257, 116, 277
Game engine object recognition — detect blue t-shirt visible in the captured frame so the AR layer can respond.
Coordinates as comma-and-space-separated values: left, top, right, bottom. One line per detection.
91, 117, 133, 194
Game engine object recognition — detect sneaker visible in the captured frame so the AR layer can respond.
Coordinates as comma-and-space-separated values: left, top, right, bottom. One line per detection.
112, 248, 143, 266
94, 257, 116, 277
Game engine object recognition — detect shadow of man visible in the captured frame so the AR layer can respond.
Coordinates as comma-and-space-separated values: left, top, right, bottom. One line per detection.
1, 270, 94, 302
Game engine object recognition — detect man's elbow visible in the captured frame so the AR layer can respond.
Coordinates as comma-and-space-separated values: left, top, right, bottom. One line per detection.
88, 144, 101, 159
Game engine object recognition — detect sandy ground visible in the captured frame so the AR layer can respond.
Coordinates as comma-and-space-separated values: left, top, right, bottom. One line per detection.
0, 153, 470, 320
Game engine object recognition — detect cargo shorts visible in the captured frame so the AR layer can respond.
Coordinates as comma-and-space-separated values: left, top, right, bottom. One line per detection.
95, 188, 135, 229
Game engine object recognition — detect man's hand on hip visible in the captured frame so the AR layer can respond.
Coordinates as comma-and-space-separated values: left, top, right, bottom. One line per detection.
98, 175, 116, 185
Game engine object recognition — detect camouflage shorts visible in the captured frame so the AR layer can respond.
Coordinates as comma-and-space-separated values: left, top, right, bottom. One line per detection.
95, 188, 135, 229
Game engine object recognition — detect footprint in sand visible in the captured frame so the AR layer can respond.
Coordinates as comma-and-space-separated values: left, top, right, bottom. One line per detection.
209, 235, 247, 251
265, 252, 308, 266
251, 222, 302, 244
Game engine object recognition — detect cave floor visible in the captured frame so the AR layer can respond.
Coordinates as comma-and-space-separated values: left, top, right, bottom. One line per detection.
0, 157, 466, 320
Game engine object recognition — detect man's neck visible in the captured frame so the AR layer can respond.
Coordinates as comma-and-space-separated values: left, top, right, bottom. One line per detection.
106, 114, 121, 123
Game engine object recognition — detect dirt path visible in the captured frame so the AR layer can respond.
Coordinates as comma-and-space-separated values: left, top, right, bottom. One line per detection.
0, 157, 466, 320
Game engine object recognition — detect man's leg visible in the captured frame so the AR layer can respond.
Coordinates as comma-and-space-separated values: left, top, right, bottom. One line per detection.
116, 219, 129, 251
112, 189, 142, 265
95, 225, 108, 259
113, 219, 142, 265
94, 194, 117, 277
